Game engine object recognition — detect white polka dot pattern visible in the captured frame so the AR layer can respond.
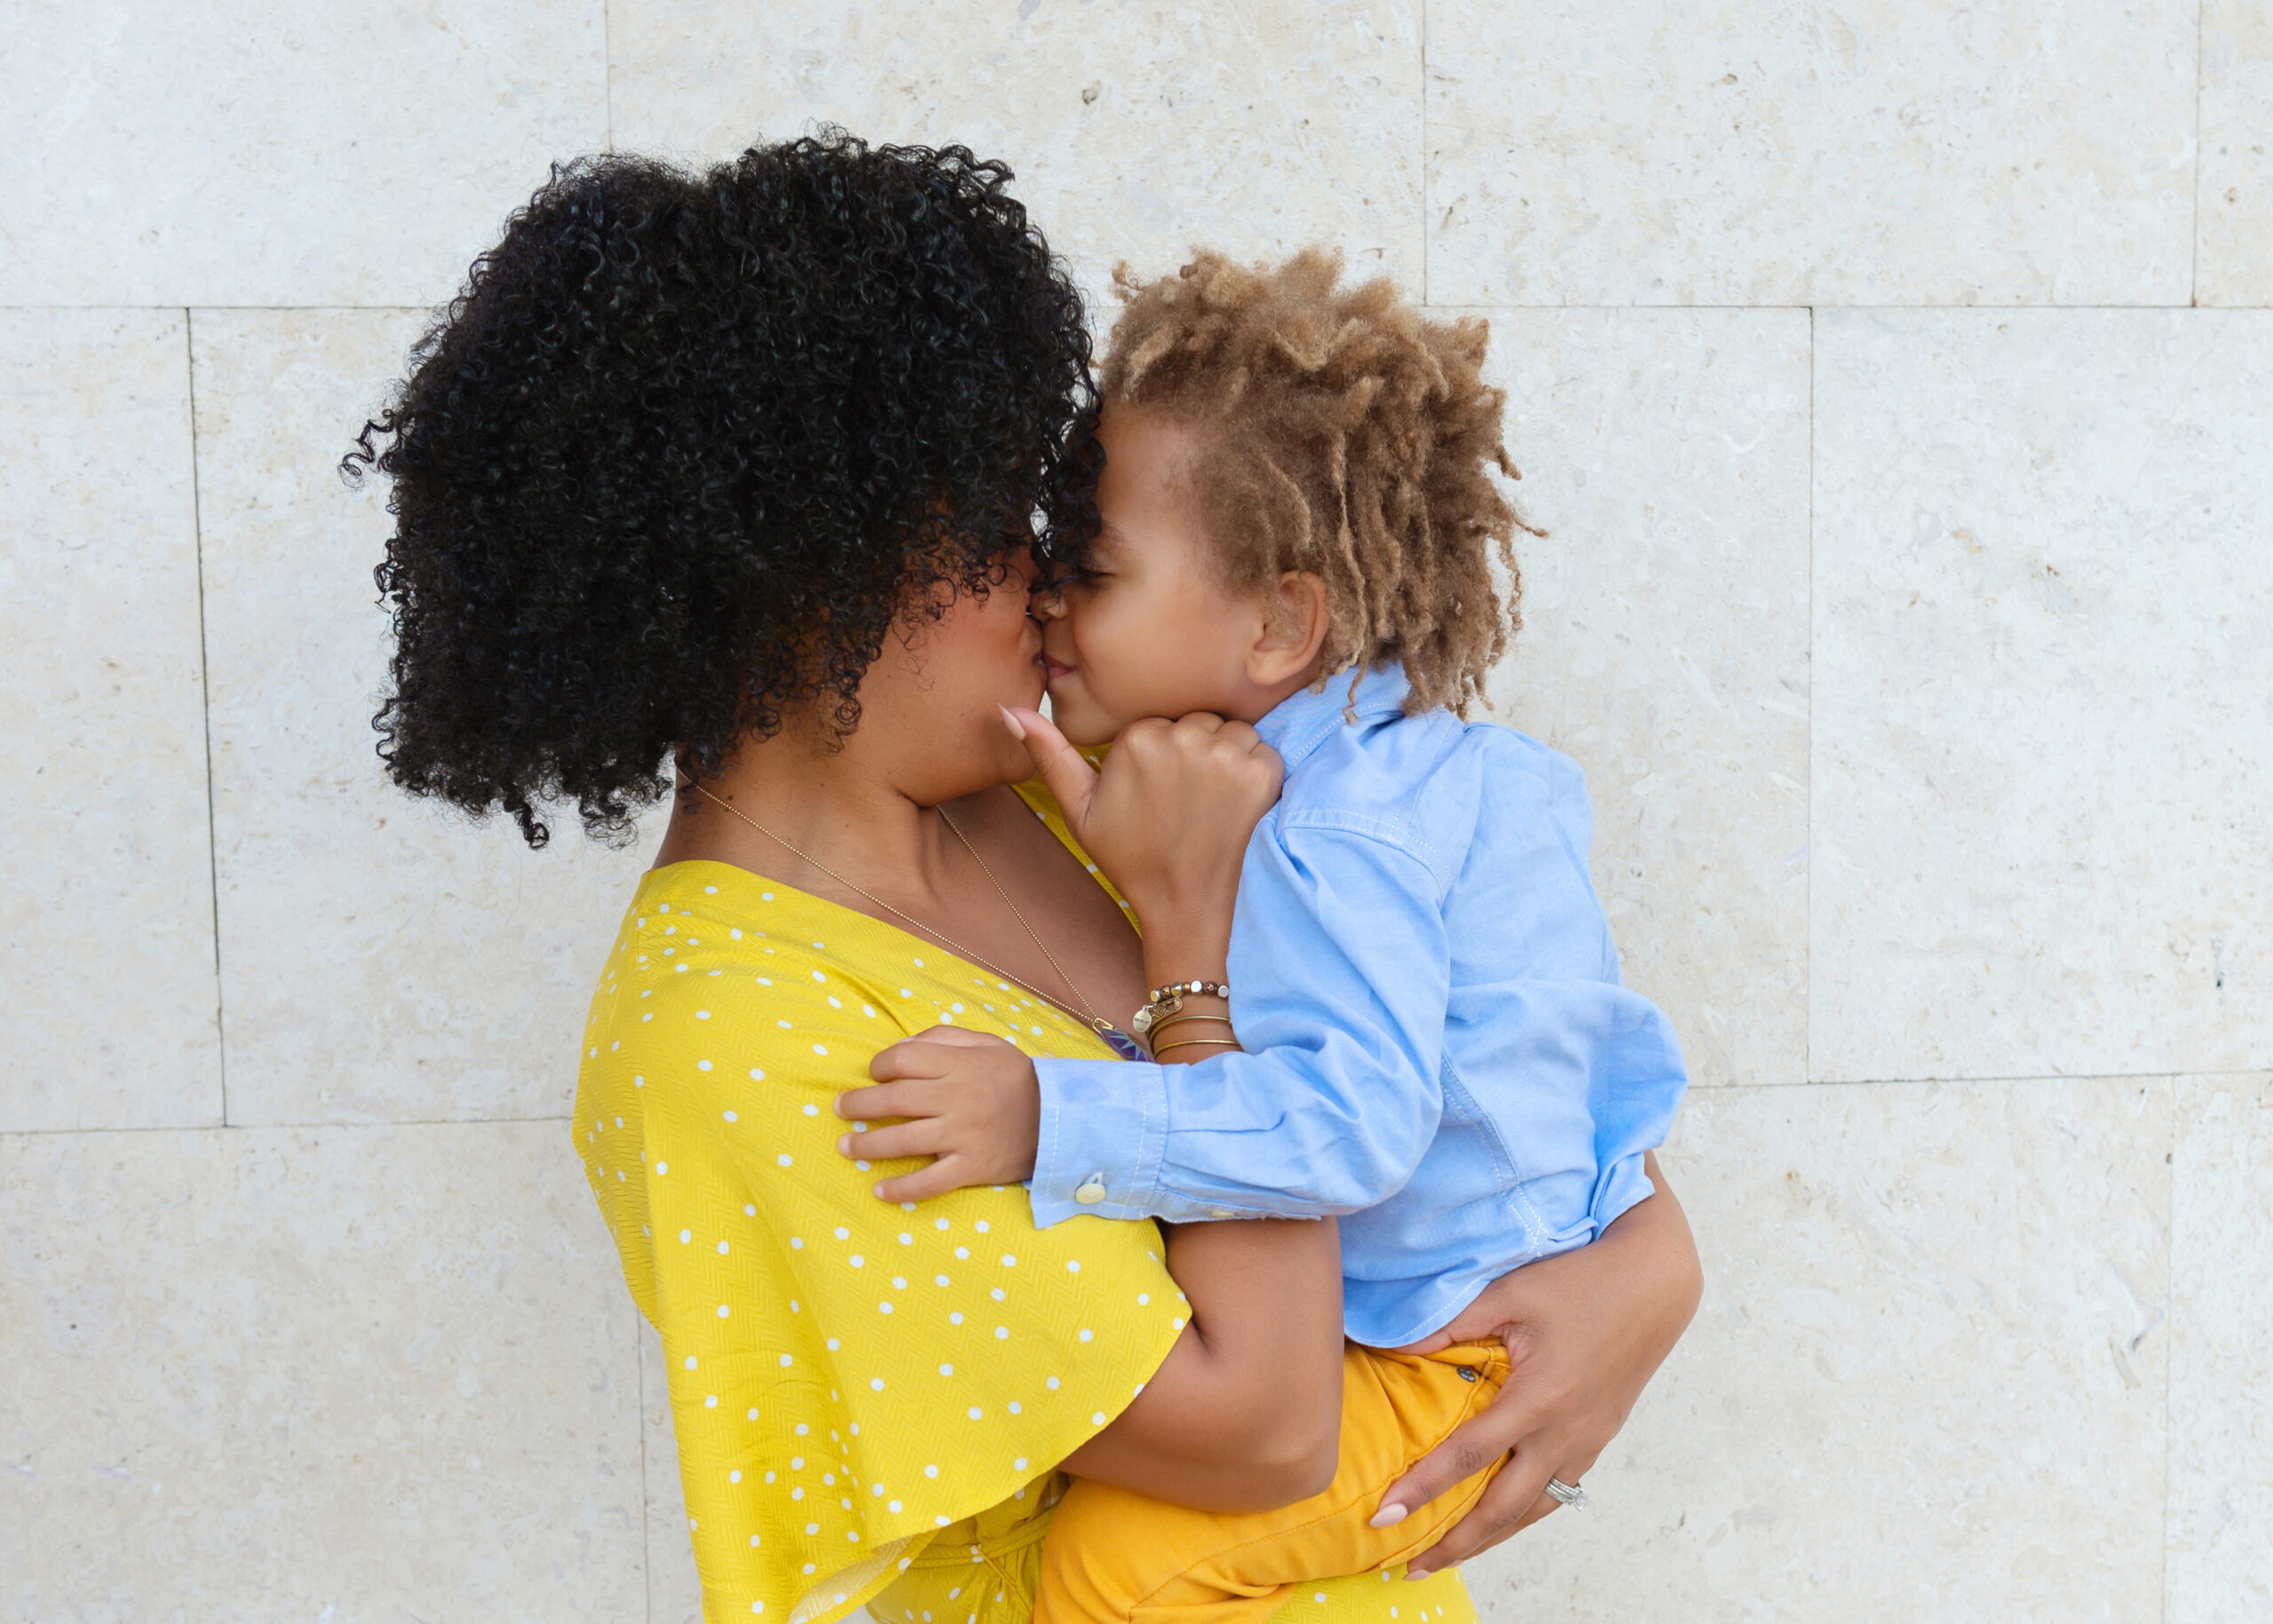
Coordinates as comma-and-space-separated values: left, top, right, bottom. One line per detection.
574, 834, 1189, 1624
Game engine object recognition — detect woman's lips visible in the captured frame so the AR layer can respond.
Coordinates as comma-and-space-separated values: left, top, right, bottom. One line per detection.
1042, 658, 1074, 681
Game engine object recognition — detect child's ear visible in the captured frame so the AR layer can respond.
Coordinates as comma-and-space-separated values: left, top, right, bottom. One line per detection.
1247, 570, 1330, 687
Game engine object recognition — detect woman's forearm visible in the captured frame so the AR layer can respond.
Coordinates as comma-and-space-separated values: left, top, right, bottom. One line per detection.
1061, 1216, 1345, 1510
1601, 1152, 1704, 1364
1635, 1150, 1703, 1302
1556, 1151, 1702, 1374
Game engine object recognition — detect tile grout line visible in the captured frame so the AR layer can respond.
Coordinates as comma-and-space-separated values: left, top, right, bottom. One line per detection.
0, 305, 431, 314
2191, 0, 2205, 308
1784, 1067, 2271, 1088
12, 1073, 2270, 1142
0, 1114, 577, 1138
1417, 302, 2263, 313
8, 302, 2273, 315
2159, 1076, 2176, 1624
183, 309, 228, 1128
1804, 305, 1817, 1088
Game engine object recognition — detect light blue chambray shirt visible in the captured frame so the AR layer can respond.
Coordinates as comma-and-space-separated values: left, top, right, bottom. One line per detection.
1029, 663, 1690, 1347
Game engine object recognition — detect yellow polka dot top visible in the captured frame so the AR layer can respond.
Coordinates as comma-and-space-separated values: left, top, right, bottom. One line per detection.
574, 786, 1199, 1622
575, 785, 1480, 1624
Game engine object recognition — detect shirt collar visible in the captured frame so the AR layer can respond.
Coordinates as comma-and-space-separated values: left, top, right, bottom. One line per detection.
1253, 662, 1412, 773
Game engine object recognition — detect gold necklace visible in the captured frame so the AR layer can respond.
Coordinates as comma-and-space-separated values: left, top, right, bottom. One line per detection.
689, 782, 1148, 1061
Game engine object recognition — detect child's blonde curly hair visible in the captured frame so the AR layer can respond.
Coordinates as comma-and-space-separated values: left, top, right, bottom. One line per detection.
1097, 248, 1535, 715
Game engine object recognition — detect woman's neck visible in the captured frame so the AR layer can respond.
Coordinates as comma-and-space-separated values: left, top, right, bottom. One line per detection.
650, 706, 1163, 1042
654, 719, 974, 913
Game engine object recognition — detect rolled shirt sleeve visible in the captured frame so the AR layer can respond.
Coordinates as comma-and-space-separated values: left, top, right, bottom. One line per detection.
1033, 820, 1452, 1225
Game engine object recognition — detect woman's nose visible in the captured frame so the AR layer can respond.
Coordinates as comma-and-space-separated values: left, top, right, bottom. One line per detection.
1030, 582, 1068, 620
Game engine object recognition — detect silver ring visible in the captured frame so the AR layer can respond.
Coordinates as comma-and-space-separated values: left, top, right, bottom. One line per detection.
1544, 1477, 1588, 1510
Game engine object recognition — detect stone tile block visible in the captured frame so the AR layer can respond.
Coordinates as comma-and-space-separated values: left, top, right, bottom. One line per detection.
1465, 1076, 2173, 1620
190, 309, 656, 1125
2199, 0, 2273, 304
0, 4, 606, 305
1427, 1, 2197, 305
1482, 309, 1810, 1088
609, 0, 1423, 305
0, 309, 220, 1132
1811, 310, 2271, 1083
2167, 1073, 2273, 1622
0, 1120, 645, 1620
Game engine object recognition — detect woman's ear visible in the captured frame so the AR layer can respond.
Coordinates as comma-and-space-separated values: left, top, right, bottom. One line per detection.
1247, 570, 1330, 687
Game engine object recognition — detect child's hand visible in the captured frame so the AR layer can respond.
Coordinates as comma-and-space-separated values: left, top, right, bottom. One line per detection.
1002, 703, 1281, 970
835, 1026, 1041, 1201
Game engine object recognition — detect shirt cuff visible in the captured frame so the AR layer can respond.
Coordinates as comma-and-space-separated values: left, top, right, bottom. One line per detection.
1029, 1058, 1170, 1228
1589, 1149, 1659, 1236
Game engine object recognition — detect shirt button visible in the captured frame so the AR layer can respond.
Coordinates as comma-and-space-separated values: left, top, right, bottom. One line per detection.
1074, 1176, 1107, 1205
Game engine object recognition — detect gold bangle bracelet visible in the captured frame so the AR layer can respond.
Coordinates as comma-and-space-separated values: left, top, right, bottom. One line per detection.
1152, 1036, 1241, 1055
1150, 1014, 1235, 1035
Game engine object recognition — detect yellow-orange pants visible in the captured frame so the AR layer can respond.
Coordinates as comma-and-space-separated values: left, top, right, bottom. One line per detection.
1031, 1343, 1509, 1624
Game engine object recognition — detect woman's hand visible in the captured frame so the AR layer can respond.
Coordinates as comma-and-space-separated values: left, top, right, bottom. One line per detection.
1374, 1153, 1703, 1576
1002, 705, 1281, 979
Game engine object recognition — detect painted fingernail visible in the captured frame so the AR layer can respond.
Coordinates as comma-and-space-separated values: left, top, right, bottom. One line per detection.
998, 705, 1026, 740
1368, 1503, 1408, 1529
837, 1136, 851, 1155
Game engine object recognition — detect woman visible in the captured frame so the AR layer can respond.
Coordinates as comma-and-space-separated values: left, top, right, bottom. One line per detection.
348, 134, 1700, 1621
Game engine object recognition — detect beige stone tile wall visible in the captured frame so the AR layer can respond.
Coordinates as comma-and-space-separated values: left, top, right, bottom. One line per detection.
2168, 1073, 2273, 1618
4, 3, 2266, 1619
1467, 1076, 2176, 1618
2200, 0, 2273, 305
1811, 309, 2272, 1085
0, 4, 609, 306
1425, 0, 2200, 305
0, 1121, 644, 1620
610, 1, 1426, 307
0, 309, 220, 1133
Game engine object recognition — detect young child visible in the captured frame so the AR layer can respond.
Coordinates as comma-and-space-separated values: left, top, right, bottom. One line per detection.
848, 250, 1688, 1620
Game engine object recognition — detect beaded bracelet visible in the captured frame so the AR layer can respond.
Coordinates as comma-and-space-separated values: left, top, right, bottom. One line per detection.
1130, 979, 1231, 1036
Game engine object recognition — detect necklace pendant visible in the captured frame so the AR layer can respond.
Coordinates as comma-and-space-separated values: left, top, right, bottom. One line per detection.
1096, 1023, 1151, 1063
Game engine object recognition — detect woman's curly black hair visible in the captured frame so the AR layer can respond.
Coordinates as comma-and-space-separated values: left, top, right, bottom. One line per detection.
345, 131, 1100, 846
